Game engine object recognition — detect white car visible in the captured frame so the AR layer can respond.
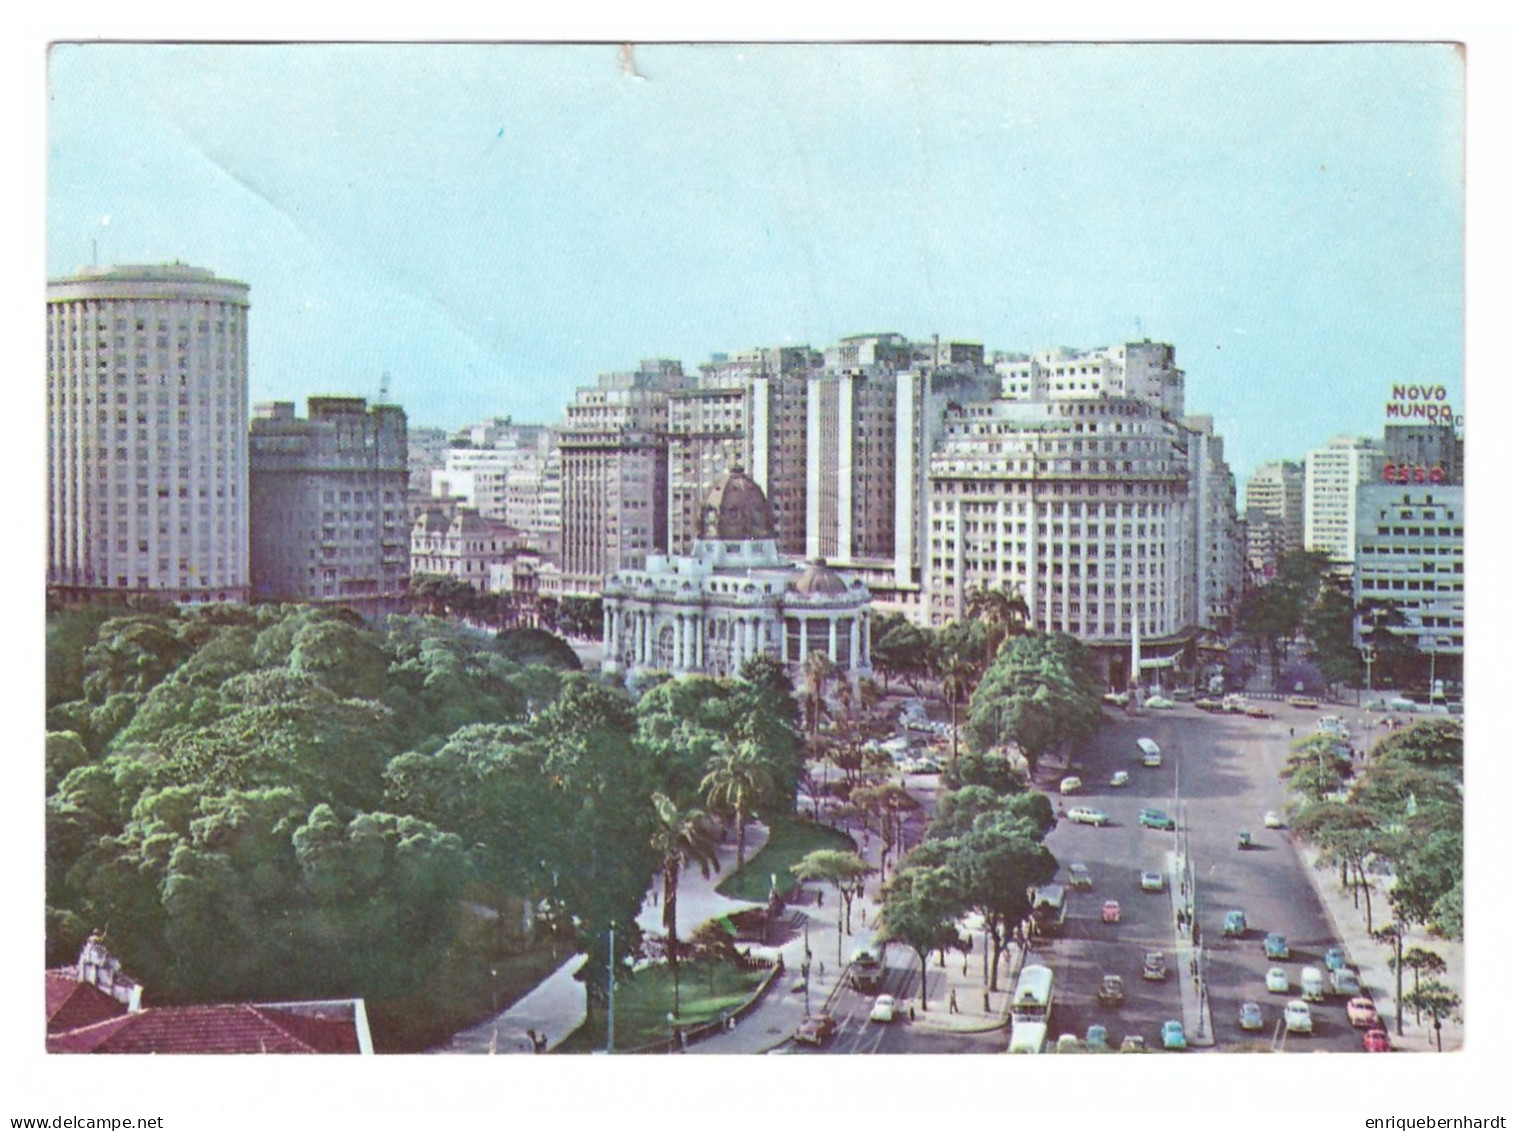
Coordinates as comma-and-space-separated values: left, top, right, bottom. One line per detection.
1067, 807, 1109, 826
1110, 770, 1129, 788
1140, 871, 1165, 892
1266, 967, 1290, 994
1145, 695, 1175, 709
869, 994, 897, 1023
1284, 999, 1313, 1034
1059, 776, 1083, 795
1264, 811, 1285, 829
1141, 751, 1162, 768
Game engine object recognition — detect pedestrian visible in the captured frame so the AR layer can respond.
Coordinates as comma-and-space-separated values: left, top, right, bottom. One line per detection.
909, 1005, 916, 1021
1289, 726, 1295, 737
526, 1028, 537, 1052
818, 960, 825, 978
817, 890, 824, 908
949, 989, 959, 1014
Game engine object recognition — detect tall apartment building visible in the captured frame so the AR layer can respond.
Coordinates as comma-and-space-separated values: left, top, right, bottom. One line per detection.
926, 341, 1236, 685
248, 397, 409, 612
1304, 436, 1383, 564
1382, 423, 1463, 485
669, 346, 820, 557
47, 263, 250, 602
1183, 416, 1245, 634
558, 361, 689, 594
1244, 460, 1305, 579
1353, 483, 1464, 667
805, 334, 998, 622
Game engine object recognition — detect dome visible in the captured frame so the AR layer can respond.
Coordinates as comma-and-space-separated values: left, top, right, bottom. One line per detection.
414, 508, 450, 534
701, 465, 776, 541
793, 558, 851, 597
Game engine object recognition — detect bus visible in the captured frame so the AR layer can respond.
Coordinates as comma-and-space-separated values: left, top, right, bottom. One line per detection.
1030, 884, 1068, 939
1011, 964, 1054, 1023
1007, 1019, 1048, 1054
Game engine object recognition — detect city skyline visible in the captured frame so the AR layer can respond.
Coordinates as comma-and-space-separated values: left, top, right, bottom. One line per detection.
48, 42, 1464, 478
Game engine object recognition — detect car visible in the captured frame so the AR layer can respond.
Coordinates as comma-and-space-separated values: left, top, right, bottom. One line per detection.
1138, 808, 1175, 830
1119, 1035, 1147, 1053
1287, 695, 1321, 709
869, 994, 897, 1023
1140, 870, 1165, 892
1237, 830, 1253, 849
1110, 770, 1130, 788
1067, 863, 1093, 890
1143, 951, 1168, 981
1264, 811, 1285, 829
1323, 946, 1347, 972
1067, 807, 1109, 826
1223, 910, 1248, 937
1347, 996, 1379, 1029
794, 1013, 838, 1045
1332, 968, 1361, 997
1085, 1024, 1108, 1049
1363, 1027, 1392, 1052
1239, 1002, 1264, 1031
1284, 999, 1313, 1034
1266, 967, 1289, 994
1195, 697, 1225, 712
1056, 1033, 1081, 1053
1097, 974, 1125, 1006
1141, 750, 1163, 768
1145, 695, 1175, 709
1102, 900, 1122, 923
1171, 687, 1195, 701
1264, 933, 1290, 960
1059, 776, 1083, 795
1245, 705, 1274, 719
1103, 691, 1131, 707
1161, 1020, 1187, 1050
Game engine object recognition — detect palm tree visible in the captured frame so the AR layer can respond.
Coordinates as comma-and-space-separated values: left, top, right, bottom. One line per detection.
701, 741, 775, 871
649, 792, 722, 1018
966, 583, 1031, 668
801, 651, 835, 740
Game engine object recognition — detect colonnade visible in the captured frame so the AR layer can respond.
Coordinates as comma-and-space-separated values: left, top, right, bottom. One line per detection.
602, 601, 872, 675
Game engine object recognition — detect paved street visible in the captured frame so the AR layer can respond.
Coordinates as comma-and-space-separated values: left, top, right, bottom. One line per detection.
1040, 701, 1374, 1052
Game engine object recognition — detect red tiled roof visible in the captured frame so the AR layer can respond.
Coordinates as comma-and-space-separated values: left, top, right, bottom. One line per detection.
46, 967, 365, 1054
45, 969, 128, 1034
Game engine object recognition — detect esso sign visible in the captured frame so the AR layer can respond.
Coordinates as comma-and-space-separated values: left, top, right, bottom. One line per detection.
1382, 463, 1447, 485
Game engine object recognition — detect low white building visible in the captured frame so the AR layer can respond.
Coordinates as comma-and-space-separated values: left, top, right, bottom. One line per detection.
601, 467, 873, 680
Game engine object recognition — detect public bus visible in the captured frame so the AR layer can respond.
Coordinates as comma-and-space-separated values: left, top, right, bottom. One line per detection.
1007, 1019, 1048, 1054
1030, 884, 1068, 939
1011, 963, 1054, 1023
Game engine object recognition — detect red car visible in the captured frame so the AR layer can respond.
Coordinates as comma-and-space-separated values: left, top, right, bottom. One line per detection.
1346, 997, 1379, 1029
1363, 1028, 1392, 1052
794, 1013, 838, 1045
1102, 900, 1122, 923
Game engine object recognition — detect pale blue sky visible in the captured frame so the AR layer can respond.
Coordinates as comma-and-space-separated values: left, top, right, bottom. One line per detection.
47, 42, 1464, 477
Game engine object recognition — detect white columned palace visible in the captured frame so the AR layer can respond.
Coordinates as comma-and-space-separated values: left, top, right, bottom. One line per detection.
600, 467, 872, 682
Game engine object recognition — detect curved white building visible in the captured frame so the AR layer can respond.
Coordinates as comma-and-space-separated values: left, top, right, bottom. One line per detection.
47, 264, 250, 602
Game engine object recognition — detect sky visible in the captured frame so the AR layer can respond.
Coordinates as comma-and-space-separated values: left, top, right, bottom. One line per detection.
46, 41, 1465, 479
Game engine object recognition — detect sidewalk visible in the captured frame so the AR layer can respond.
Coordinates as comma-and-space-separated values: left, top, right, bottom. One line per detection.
433, 954, 587, 1055
1283, 701, 1464, 1052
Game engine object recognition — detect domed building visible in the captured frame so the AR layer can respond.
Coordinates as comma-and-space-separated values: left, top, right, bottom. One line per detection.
602, 467, 873, 680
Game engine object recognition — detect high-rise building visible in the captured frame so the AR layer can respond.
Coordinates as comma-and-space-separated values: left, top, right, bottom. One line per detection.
1244, 460, 1305, 579
47, 263, 250, 602
926, 341, 1236, 686
805, 334, 998, 622
558, 360, 690, 594
1304, 436, 1383, 564
248, 397, 409, 612
1353, 483, 1464, 668
669, 346, 820, 557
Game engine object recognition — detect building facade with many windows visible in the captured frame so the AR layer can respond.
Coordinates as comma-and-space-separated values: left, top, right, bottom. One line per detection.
1305, 435, 1383, 564
1244, 459, 1305, 580
248, 397, 409, 612
557, 361, 689, 594
48, 263, 250, 602
1353, 483, 1464, 665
